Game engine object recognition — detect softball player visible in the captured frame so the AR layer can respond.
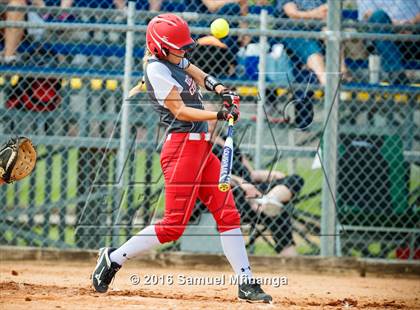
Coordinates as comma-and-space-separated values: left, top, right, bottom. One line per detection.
91, 14, 272, 303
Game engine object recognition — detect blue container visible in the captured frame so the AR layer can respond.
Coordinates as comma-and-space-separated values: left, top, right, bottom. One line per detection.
245, 56, 259, 81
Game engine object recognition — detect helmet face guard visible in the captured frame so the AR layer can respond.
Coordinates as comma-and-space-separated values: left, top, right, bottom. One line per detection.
166, 40, 196, 55
180, 41, 197, 51
165, 41, 196, 60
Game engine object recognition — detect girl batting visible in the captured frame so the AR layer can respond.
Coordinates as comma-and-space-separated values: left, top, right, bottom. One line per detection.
91, 13, 272, 303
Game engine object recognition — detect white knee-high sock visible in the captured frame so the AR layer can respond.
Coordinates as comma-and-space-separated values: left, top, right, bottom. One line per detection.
110, 225, 161, 266
220, 228, 253, 280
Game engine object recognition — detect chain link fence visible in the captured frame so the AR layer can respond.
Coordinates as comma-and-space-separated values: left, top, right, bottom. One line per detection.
0, 0, 419, 260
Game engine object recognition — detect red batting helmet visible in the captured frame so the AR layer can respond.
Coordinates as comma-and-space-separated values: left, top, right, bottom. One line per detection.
146, 13, 196, 58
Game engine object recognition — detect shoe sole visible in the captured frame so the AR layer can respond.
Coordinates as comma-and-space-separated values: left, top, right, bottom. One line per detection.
237, 297, 273, 304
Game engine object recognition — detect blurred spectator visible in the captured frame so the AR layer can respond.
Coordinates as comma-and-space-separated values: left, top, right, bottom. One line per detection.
242, 0, 276, 46
278, 0, 350, 85
197, 0, 248, 63
251, 0, 275, 5
357, 0, 420, 84
71, 0, 125, 10
49, 0, 126, 21
358, 0, 420, 27
279, 0, 327, 85
190, 0, 248, 15
148, 0, 248, 14
207, 113, 304, 255
148, 0, 184, 12
1, 0, 45, 64
190, 36, 236, 77
1, 0, 117, 64
1, 0, 127, 64
43, 0, 126, 14
52, 0, 126, 12
248, 0, 276, 14
148, 0, 161, 11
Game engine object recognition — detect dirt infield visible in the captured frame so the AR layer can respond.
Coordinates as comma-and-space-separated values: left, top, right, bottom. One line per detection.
1, 259, 419, 310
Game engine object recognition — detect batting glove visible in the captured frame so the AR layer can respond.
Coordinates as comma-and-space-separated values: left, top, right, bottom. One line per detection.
220, 89, 240, 109
217, 104, 240, 122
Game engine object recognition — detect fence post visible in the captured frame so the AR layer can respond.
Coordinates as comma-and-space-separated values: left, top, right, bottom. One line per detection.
255, 9, 268, 169
320, 0, 341, 257
114, 0, 135, 247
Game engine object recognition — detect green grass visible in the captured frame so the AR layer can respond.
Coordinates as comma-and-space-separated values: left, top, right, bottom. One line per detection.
273, 158, 323, 216
4, 225, 75, 247
253, 240, 277, 256
411, 164, 420, 192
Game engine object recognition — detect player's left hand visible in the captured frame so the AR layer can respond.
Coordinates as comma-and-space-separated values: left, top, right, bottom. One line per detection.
220, 89, 240, 109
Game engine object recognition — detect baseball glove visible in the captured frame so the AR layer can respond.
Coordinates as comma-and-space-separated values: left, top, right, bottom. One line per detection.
0, 137, 37, 184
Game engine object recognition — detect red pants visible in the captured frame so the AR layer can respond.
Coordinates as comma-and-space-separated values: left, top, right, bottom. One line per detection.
155, 132, 241, 243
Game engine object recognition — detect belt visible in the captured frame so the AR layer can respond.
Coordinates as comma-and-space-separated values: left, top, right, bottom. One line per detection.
166, 132, 211, 141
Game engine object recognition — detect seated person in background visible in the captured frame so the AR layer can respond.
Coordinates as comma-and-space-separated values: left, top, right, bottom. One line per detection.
249, 0, 277, 14
43, 0, 125, 21
62, 0, 126, 22
1, 0, 45, 64
192, 0, 248, 15
1, 0, 126, 65
207, 107, 304, 256
190, 36, 236, 78
149, 0, 247, 15
64, 0, 126, 10
357, 0, 420, 84
148, 0, 162, 11
277, 0, 350, 85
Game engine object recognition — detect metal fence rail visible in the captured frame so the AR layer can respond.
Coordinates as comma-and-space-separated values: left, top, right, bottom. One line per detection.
0, 1, 419, 260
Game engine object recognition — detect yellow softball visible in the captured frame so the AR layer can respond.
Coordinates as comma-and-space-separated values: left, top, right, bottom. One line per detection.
210, 18, 229, 39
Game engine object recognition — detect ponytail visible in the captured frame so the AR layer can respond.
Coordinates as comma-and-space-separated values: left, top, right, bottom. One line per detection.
143, 48, 152, 72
